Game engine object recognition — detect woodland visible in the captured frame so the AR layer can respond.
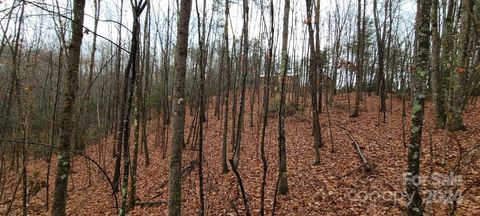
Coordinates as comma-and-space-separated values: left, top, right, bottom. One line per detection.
0, 0, 479, 215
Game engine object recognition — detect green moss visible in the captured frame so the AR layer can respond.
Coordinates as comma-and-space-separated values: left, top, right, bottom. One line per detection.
122, 187, 127, 195
411, 125, 420, 134
414, 69, 429, 84
412, 101, 422, 114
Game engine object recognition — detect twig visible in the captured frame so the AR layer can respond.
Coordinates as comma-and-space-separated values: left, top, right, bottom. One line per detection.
229, 159, 250, 216
335, 128, 373, 172
336, 124, 351, 132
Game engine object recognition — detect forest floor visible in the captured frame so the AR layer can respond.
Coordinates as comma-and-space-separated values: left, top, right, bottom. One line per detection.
1, 93, 479, 215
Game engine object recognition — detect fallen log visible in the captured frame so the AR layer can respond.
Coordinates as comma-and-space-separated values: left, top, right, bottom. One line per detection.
345, 132, 373, 172
336, 125, 372, 173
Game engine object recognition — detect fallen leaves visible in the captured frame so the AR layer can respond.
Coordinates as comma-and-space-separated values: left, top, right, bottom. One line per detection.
1, 94, 479, 215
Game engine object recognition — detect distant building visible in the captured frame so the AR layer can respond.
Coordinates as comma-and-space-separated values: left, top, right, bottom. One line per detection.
260, 68, 299, 86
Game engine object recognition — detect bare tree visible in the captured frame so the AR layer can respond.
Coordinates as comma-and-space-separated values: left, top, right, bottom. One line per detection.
430, 0, 446, 128
51, 0, 86, 214
232, 0, 250, 167
168, 0, 193, 215
277, 0, 290, 195
129, 1, 151, 209
118, 1, 147, 215
221, 0, 231, 174
113, 0, 125, 193
351, 0, 364, 117
372, 0, 387, 121
259, 0, 274, 214
306, 0, 322, 165
448, 0, 473, 131
405, 0, 430, 215
194, 0, 209, 213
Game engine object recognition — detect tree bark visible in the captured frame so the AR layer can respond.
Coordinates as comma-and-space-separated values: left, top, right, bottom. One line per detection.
232, 0, 249, 167
430, 0, 446, 128
259, 1, 274, 214
306, 0, 322, 165
277, 0, 290, 195
448, 0, 473, 131
112, 0, 125, 193
119, 2, 147, 215
351, 0, 364, 117
440, 0, 455, 132
194, 0, 208, 213
372, 0, 387, 120
406, 1, 430, 215
51, 0, 86, 215
221, 0, 231, 174
168, 0, 193, 215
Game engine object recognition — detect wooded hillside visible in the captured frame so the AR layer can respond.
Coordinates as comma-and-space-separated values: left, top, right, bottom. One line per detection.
0, 0, 479, 215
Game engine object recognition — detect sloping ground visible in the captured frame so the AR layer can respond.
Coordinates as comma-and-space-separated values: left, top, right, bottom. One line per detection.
1, 94, 479, 215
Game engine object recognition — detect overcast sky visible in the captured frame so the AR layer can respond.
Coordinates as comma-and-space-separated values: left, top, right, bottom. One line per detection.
0, 0, 416, 60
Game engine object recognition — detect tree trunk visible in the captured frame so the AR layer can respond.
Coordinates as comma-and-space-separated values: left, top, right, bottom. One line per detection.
232, 0, 249, 167
46, 48, 63, 211
161, 3, 172, 159
112, 0, 125, 193
315, 0, 322, 113
406, 1, 430, 215
430, 0, 446, 128
351, 0, 364, 117
168, 0, 193, 215
306, 0, 322, 165
141, 3, 151, 167
194, 0, 208, 213
372, 0, 387, 120
440, 0, 455, 132
221, 0, 231, 174
277, 0, 290, 195
259, 1, 274, 214
119, 2, 147, 215
448, 0, 472, 131
51, 0, 86, 215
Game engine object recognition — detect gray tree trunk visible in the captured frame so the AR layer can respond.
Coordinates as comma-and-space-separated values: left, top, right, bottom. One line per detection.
51, 0, 86, 215
448, 0, 473, 131
406, 1, 430, 215
119, 2, 146, 215
430, 0, 447, 128
232, 0, 249, 167
259, 1, 274, 214
221, 0, 230, 174
351, 0, 364, 117
168, 0, 193, 215
306, 0, 322, 165
277, 0, 290, 195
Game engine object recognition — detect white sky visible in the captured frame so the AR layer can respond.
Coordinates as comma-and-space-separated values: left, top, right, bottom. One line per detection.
0, 0, 416, 60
